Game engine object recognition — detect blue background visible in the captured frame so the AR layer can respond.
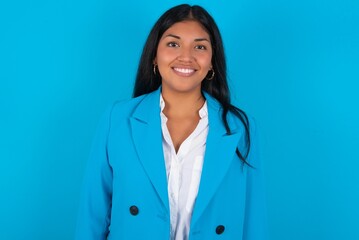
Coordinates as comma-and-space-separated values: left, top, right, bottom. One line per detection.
1, 0, 358, 239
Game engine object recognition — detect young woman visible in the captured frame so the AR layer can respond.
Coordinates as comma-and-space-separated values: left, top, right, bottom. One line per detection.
76, 4, 267, 240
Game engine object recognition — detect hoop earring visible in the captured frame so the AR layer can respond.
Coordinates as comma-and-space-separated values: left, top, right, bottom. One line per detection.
207, 69, 215, 80
153, 64, 157, 75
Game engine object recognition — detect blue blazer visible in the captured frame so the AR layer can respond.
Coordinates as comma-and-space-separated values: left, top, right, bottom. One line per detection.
75, 88, 267, 240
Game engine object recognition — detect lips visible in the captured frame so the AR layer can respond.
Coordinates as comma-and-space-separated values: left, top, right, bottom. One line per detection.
172, 67, 196, 76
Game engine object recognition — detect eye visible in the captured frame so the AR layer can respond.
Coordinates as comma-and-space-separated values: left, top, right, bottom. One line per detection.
195, 45, 207, 50
167, 42, 179, 47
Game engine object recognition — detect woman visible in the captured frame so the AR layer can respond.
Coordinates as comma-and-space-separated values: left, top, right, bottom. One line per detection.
76, 4, 267, 240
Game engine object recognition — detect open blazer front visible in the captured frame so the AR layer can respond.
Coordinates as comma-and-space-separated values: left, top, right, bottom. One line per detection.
76, 87, 267, 240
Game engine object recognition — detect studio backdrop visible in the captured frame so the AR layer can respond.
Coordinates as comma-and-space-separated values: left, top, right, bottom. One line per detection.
1, 0, 358, 239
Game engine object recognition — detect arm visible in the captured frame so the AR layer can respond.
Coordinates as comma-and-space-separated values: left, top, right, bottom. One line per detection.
242, 119, 268, 240
75, 107, 113, 240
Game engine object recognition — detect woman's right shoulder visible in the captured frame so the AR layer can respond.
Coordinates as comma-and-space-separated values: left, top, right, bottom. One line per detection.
98, 89, 161, 127
104, 94, 147, 120
112, 94, 146, 113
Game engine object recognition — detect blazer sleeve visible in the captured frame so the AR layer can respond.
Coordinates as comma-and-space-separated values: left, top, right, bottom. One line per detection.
75, 106, 113, 240
242, 118, 269, 240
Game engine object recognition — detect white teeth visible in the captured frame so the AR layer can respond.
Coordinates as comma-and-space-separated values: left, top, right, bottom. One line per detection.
173, 68, 195, 74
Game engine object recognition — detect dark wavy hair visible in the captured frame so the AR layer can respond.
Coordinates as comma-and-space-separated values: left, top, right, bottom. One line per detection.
133, 4, 251, 165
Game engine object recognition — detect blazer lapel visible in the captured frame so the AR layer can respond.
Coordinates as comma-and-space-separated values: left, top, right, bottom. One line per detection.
129, 90, 243, 222
130, 88, 169, 212
191, 93, 244, 224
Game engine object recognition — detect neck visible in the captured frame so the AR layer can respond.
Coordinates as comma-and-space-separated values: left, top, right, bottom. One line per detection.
161, 89, 205, 118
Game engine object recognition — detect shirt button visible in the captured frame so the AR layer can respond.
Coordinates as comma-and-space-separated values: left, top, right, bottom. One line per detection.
216, 225, 225, 235
129, 205, 139, 216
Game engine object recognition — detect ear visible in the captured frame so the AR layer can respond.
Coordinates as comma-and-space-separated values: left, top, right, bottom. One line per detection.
153, 57, 157, 65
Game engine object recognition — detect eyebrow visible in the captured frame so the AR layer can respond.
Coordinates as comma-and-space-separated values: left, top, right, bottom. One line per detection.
164, 34, 210, 42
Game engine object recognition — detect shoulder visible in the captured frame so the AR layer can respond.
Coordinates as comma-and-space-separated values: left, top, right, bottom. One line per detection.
107, 89, 160, 120
204, 93, 260, 163
205, 92, 253, 133
110, 95, 146, 117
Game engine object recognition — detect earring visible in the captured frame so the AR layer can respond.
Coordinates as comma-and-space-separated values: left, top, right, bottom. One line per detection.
153, 64, 157, 75
207, 69, 215, 80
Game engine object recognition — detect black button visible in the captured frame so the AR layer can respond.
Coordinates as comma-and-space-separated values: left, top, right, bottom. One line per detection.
216, 225, 225, 234
129, 205, 139, 216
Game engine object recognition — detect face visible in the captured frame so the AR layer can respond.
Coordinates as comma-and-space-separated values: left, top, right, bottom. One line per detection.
155, 20, 213, 95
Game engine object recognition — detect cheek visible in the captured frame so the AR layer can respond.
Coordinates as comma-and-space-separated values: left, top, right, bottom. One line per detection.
156, 46, 176, 65
195, 49, 212, 68
197, 55, 212, 70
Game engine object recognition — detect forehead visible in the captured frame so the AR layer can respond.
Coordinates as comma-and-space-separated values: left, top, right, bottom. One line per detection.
162, 20, 210, 39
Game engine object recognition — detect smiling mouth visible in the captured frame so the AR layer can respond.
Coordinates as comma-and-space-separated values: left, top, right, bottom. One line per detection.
172, 67, 196, 76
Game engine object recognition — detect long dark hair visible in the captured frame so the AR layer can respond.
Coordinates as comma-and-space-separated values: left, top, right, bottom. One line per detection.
133, 4, 251, 165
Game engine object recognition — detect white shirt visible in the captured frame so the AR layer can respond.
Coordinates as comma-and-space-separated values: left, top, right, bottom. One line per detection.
160, 95, 209, 240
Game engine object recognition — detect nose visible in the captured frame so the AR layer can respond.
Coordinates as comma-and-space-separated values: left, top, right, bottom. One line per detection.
177, 46, 194, 63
